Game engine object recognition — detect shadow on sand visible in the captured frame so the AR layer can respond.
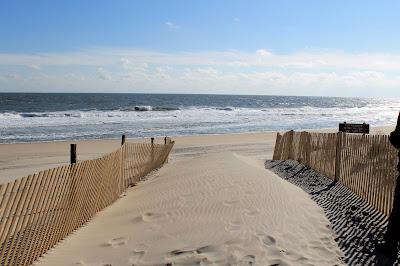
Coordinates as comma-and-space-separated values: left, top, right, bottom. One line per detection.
265, 160, 399, 266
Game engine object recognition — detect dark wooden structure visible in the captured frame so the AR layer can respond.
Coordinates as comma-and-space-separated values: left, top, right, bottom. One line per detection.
339, 122, 370, 134
381, 112, 400, 257
70, 143, 77, 164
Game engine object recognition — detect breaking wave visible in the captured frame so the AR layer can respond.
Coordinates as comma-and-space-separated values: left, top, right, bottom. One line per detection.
0, 95, 399, 143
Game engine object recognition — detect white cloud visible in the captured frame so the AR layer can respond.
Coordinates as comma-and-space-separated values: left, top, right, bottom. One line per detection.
165, 21, 178, 29
118, 57, 132, 68
256, 49, 272, 57
2, 48, 400, 96
27, 64, 41, 71
3, 48, 400, 71
97, 67, 112, 80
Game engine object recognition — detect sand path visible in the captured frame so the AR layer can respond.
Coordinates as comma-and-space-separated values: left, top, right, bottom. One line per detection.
0, 131, 277, 183
35, 152, 344, 266
1, 126, 393, 183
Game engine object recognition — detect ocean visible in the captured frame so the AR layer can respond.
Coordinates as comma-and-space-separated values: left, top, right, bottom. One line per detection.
0, 93, 399, 143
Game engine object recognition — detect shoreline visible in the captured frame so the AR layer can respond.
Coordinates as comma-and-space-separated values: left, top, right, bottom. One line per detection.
0, 123, 395, 146
0, 125, 395, 184
0, 131, 278, 183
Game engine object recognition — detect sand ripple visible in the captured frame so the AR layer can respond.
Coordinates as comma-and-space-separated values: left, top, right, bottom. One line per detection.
35, 152, 344, 266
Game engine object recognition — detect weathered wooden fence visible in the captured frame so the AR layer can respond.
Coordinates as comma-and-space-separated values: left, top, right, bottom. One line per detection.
273, 131, 398, 216
0, 139, 174, 266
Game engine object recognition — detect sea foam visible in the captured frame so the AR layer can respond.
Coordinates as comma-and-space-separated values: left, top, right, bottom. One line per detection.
0, 94, 399, 143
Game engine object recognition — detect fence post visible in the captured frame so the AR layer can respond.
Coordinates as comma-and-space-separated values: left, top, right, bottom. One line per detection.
335, 132, 343, 181
150, 137, 155, 163
165, 137, 169, 163
300, 131, 306, 164
70, 144, 77, 164
289, 130, 294, 160
120, 134, 126, 189
305, 132, 311, 166
273, 133, 282, 160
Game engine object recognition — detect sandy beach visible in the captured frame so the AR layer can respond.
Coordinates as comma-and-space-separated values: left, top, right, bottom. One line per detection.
34, 151, 344, 265
0, 126, 394, 183
3, 1, 400, 264
0, 131, 278, 183
0, 126, 394, 265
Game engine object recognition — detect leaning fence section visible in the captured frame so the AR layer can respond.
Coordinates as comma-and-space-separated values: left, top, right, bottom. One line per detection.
0, 140, 174, 266
123, 141, 174, 187
273, 131, 398, 216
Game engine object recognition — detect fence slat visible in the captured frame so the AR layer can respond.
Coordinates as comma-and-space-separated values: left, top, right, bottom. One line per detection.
274, 130, 398, 216
4, 175, 35, 265
0, 176, 29, 264
0, 141, 174, 266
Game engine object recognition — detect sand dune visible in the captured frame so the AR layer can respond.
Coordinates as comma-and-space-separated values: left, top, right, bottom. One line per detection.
35, 152, 344, 266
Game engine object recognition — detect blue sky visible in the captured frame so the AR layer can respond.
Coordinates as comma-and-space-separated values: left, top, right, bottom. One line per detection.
1, 0, 400, 96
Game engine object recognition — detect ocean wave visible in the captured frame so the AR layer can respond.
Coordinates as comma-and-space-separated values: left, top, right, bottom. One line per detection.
19, 112, 82, 118
0, 112, 82, 119
152, 106, 180, 111
120, 106, 180, 112
0, 103, 398, 143
216, 107, 234, 111
0, 103, 396, 121
0, 107, 181, 120
134, 106, 152, 111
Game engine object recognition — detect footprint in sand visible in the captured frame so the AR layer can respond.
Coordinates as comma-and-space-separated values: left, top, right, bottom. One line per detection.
261, 235, 276, 247
244, 209, 259, 217
131, 216, 144, 224
142, 212, 165, 222
102, 237, 128, 248
239, 254, 256, 265
75, 261, 113, 266
165, 245, 226, 265
268, 259, 284, 266
225, 220, 242, 232
197, 245, 218, 254
222, 199, 239, 206
197, 245, 226, 265
129, 244, 148, 264
294, 256, 310, 264
224, 239, 242, 247
164, 249, 199, 265
128, 250, 146, 264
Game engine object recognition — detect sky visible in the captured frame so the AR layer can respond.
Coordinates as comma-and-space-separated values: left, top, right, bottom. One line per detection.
1, 0, 400, 97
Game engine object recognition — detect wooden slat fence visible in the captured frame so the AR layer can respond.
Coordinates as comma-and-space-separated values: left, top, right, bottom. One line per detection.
0, 140, 174, 266
273, 131, 398, 216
